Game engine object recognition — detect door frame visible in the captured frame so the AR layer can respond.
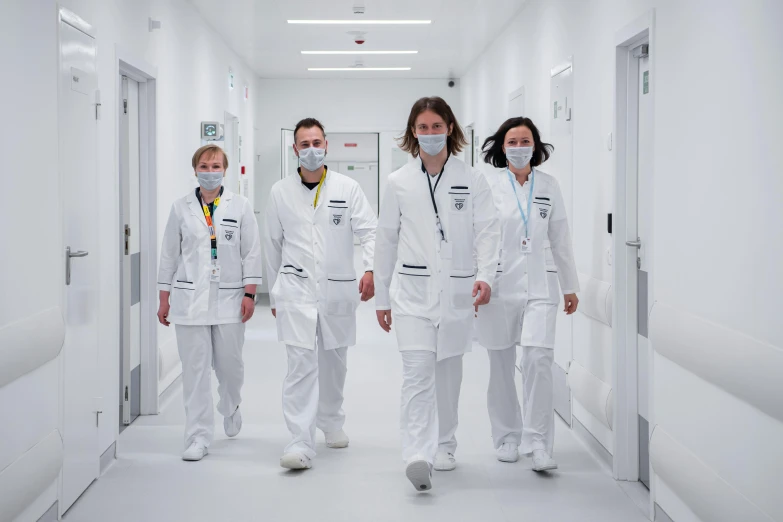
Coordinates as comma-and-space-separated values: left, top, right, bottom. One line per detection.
612, 9, 656, 489
116, 46, 159, 416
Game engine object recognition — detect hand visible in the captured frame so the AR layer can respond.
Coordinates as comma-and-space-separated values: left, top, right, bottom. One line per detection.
376, 309, 392, 332
359, 272, 375, 301
241, 296, 255, 323
271, 308, 276, 318
564, 293, 579, 315
473, 281, 492, 311
157, 301, 170, 327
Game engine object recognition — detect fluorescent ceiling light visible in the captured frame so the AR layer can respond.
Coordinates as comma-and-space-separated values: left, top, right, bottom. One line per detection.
308, 67, 412, 71
302, 51, 418, 55
288, 20, 431, 25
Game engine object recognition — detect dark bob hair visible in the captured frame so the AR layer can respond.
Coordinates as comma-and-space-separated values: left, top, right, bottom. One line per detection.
482, 117, 553, 169
398, 97, 467, 158
294, 117, 326, 143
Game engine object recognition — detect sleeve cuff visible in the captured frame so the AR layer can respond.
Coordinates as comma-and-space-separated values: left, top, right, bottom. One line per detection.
157, 282, 172, 292
242, 276, 263, 285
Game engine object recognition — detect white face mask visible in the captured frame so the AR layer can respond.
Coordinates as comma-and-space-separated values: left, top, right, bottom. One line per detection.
197, 171, 223, 190
298, 146, 326, 172
506, 146, 534, 169
418, 133, 448, 156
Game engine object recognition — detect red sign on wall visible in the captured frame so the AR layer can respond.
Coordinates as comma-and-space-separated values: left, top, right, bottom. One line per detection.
344, 143, 358, 147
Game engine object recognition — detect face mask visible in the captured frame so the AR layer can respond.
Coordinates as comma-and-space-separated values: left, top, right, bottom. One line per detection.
298, 147, 326, 172
418, 133, 448, 156
506, 146, 534, 169
197, 171, 223, 190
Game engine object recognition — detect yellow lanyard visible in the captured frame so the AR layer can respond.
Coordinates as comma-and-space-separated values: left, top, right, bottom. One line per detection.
305, 168, 327, 208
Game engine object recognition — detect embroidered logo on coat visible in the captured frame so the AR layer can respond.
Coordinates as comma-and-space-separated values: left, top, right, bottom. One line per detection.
539, 208, 549, 219
453, 198, 466, 211
225, 230, 234, 240
332, 213, 343, 225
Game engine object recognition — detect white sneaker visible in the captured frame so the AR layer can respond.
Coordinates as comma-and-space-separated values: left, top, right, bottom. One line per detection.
433, 451, 456, 471
280, 452, 312, 470
405, 456, 432, 492
531, 449, 558, 471
224, 406, 242, 438
182, 442, 208, 461
325, 429, 349, 449
497, 443, 520, 463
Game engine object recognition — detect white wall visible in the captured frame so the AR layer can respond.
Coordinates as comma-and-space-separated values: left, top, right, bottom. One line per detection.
254, 78, 460, 292
460, 1, 783, 521
2, 1, 260, 519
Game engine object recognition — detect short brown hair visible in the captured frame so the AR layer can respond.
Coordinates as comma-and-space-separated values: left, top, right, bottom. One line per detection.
294, 118, 326, 143
398, 97, 467, 157
192, 144, 229, 170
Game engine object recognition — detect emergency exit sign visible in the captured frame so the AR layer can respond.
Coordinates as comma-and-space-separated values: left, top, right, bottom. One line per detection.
344, 143, 358, 147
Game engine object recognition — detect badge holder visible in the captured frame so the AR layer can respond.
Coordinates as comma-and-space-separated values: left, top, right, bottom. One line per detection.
520, 236, 533, 254
210, 264, 222, 282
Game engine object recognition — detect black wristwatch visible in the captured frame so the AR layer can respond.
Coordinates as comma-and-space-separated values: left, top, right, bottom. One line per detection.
244, 293, 255, 300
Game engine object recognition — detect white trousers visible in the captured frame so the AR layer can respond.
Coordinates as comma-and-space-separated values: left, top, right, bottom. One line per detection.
487, 345, 555, 454
175, 323, 245, 448
400, 351, 463, 464
282, 325, 348, 459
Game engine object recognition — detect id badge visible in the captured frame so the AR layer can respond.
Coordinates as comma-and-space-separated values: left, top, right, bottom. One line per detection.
209, 264, 222, 282
520, 237, 533, 254
439, 240, 453, 260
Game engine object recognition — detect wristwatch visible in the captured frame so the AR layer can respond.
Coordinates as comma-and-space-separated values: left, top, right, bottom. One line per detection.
244, 293, 255, 300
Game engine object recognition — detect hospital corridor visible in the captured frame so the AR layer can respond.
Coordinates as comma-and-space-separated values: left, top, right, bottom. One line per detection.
2, 1, 782, 522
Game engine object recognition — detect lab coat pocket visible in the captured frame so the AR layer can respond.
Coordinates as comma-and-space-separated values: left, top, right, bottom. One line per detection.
395, 264, 432, 309
218, 281, 244, 320
449, 269, 476, 310
276, 265, 311, 305
328, 202, 349, 228
170, 280, 195, 318
218, 219, 240, 245
493, 259, 504, 300
545, 269, 560, 305
326, 274, 359, 317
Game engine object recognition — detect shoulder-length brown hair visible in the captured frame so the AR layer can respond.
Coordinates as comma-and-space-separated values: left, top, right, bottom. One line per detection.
398, 97, 467, 158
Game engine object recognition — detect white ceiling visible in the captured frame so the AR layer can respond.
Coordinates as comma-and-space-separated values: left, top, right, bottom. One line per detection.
187, 0, 527, 79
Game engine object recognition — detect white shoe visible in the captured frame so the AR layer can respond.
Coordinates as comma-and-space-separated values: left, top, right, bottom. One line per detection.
531, 449, 558, 471
497, 443, 520, 463
280, 452, 312, 470
224, 406, 242, 438
182, 442, 208, 461
433, 451, 456, 471
325, 429, 349, 449
405, 457, 432, 492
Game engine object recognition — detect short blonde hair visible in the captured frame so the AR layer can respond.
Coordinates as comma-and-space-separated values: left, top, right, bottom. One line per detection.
192, 144, 229, 170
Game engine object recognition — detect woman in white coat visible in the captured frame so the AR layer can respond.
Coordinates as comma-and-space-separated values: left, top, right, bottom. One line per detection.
475, 117, 579, 471
374, 97, 500, 491
157, 144, 263, 461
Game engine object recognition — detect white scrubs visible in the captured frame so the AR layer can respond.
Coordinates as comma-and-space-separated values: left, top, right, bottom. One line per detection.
375, 156, 500, 464
158, 189, 263, 449
264, 168, 377, 458
476, 168, 578, 454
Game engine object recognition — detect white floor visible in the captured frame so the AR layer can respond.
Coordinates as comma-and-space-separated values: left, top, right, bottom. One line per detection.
64, 256, 650, 522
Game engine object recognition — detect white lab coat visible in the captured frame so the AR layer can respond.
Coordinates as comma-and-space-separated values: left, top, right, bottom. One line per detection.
158, 189, 263, 325
374, 156, 500, 360
263, 169, 377, 350
475, 167, 579, 348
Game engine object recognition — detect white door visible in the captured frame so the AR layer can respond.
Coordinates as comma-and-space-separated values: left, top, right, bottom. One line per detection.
59, 12, 100, 514
281, 128, 297, 179
379, 130, 411, 204
339, 162, 379, 216
633, 44, 654, 490
224, 113, 240, 192
549, 61, 575, 424
119, 75, 141, 429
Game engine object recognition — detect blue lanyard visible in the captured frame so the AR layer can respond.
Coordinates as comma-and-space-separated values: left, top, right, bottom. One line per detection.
507, 168, 535, 237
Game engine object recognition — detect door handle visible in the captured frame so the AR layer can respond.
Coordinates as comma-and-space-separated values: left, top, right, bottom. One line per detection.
66, 246, 89, 285
625, 238, 642, 248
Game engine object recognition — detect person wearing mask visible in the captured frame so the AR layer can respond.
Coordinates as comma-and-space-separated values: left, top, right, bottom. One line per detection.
264, 118, 377, 471
476, 117, 579, 471
374, 97, 500, 491
157, 144, 263, 461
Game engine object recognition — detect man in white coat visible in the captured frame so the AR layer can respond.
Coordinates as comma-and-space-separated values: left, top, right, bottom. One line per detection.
374, 97, 500, 491
264, 118, 377, 470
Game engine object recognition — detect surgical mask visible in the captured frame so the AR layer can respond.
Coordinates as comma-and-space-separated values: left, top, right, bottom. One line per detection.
506, 146, 534, 169
298, 147, 326, 172
418, 133, 448, 156
197, 171, 224, 190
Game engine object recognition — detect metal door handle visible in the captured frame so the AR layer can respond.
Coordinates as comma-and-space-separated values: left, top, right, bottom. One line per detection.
625, 239, 642, 248
66, 247, 89, 285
